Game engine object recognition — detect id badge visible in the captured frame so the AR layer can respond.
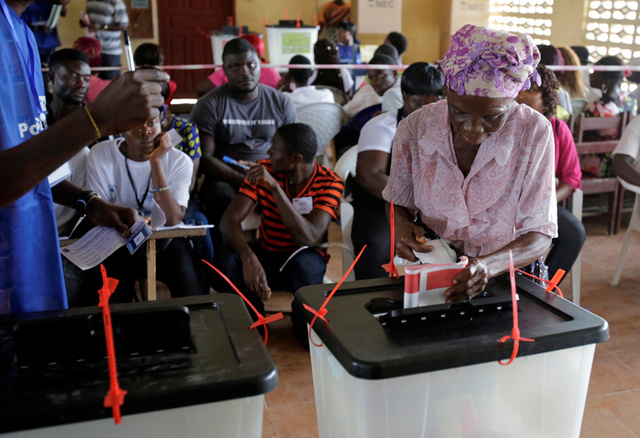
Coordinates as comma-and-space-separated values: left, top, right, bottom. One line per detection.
125, 221, 152, 254
293, 196, 313, 215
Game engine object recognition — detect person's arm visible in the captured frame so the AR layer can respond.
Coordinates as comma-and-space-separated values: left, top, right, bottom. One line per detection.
554, 118, 581, 202
51, 180, 138, 236
149, 132, 189, 225
444, 232, 552, 302
612, 153, 640, 186
355, 150, 389, 199
387, 203, 436, 262
245, 163, 333, 246
220, 194, 271, 299
91, 22, 127, 31
199, 133, 246, 185
0, 69, 168, 209
556, 181, 574, 203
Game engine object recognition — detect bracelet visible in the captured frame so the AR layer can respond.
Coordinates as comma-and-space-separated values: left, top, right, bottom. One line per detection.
152, 186, 171, 193
83, 105, 102, 139
76, 191, 100, 215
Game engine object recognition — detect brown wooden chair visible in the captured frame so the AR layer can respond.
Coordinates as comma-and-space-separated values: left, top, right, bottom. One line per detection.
573, 112, 629, 234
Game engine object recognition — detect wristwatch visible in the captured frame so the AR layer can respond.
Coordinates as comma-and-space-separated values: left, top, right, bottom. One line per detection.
76, 190, 100, 215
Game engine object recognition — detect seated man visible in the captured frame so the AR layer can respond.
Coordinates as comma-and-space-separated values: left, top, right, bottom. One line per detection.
195, 34, 282, 96
134, 43, 177, 106
46, 48, 92, 235
190, 37, 297, 246
352, 62, 443, 279
85, 116, 201, 303
216, 123, 344, 317
72, 36, 110, 103
384, 31, 408, 64
283, 54, 335, 112
336, 20, 363, 90
612, 115, 640, 187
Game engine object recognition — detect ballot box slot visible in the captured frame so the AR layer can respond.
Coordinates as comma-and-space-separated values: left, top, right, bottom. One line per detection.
13, 306, 194, 368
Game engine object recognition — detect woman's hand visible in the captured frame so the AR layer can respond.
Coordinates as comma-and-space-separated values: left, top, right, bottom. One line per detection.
149, 132, 172, 162
444, 258, 490, 302
394, 214, 434, 262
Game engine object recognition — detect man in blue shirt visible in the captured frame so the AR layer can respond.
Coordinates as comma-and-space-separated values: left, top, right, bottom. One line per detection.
0, 0, 169, 314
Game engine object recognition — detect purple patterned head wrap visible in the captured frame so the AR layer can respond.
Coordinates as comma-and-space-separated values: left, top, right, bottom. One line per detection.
438, 24, 541, 98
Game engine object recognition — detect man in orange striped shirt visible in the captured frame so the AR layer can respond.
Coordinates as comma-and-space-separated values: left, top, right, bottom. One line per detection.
217, 123, 343, 315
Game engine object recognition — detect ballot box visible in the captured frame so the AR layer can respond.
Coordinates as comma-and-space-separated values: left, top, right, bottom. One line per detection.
265, 22, 319, 72
0, 295, 277, 438
293, 276, 609, 438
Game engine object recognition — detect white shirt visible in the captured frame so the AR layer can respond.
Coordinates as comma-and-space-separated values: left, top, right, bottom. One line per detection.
381, 80, 403, 113
54, 147, 89, 234
357, 110, 397, 154
613, 114, 640, 159
285, 86, 335, 113
85, 138, 193, 219
343, 84, 382, 119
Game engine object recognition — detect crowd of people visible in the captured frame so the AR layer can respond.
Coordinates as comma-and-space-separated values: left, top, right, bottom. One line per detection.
4, 0, 640, 333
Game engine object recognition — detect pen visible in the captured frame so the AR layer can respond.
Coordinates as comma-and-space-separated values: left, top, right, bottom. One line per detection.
123, 30, 135, 71
223, 155, 250, 170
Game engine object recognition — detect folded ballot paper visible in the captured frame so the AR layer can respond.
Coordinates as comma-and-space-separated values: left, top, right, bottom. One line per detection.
403, 239, 468, 308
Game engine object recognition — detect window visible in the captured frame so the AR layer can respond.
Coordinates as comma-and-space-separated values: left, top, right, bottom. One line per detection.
585, 0, 640, 60
489, 0, 554, 45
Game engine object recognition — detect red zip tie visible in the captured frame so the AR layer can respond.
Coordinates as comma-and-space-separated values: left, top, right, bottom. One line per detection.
201, 260, 283, 345
497, 262, 564, 298
498, 252, 534, 366
97, 264, 127, 424
305, 245, 367, 347
381, 200, 399, 278
296, 13, 301, 28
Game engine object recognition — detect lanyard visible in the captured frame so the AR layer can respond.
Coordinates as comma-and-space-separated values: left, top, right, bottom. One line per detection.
1, 0, 46, 120
124, 155, 152, 215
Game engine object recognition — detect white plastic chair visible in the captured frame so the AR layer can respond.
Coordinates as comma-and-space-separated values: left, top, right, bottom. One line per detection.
611, 178, 640, 286
296, 103, 347, 167
571, 98, 589, 115
567, 188, 583, 305
331, 145, 359, 281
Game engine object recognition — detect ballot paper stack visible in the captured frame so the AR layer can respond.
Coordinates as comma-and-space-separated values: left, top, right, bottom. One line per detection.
402, 240, 468, 308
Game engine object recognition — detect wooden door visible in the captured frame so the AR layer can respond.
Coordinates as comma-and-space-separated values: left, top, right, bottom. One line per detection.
158, 0, 234, 97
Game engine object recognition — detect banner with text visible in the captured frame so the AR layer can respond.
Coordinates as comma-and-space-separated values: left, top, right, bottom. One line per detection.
357, 0, 402, 34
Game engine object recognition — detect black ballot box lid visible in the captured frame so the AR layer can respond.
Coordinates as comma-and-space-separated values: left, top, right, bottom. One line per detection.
293, 275, 609, 380
0, 295, 278, 434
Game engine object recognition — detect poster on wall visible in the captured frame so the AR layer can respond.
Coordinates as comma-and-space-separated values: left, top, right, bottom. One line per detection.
450, 0, 490, 34
357, 0, 402, 34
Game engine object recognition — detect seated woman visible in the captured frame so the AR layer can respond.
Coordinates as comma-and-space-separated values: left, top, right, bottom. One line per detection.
581, 55, 638, 177
312, 38, 353, 102
352, 62, 442, 279
516, 65, 585, 283
384, 24, 557, 302
85, 116, 201, 302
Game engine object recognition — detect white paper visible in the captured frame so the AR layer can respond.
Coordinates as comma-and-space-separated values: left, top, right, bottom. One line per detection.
48, 161, 71, 187
412, 239, 457, 264
155, 223, 215, 231
150, 200, 166, 230
59, 226, 126, 270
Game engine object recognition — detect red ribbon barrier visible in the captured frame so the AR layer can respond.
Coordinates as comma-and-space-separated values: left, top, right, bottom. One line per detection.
201, 260, 283, 345
381, 200, 399, 278
498, 252, 535, 366
304, 245, 367, 347
97, 264, 127, 424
